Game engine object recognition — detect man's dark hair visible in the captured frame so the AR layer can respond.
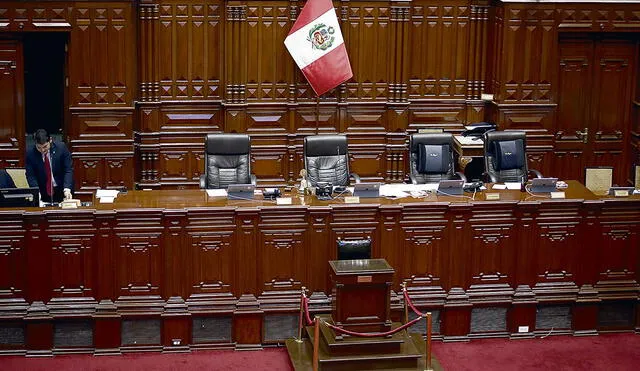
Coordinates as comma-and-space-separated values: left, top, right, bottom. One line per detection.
33, 129, 50, 145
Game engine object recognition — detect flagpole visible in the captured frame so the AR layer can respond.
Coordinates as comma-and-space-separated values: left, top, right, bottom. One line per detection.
315, 94, 320, 134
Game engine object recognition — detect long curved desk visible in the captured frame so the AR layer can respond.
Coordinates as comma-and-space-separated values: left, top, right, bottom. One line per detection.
0, 181, 638, 354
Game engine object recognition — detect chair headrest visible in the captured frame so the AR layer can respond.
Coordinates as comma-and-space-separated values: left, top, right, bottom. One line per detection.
205, 134, 250, 155
485, 131, 526, 147
493, 139, 525, 171
410, 133, 453, 152
417, 144, 450, 174
304, 135, 348, 156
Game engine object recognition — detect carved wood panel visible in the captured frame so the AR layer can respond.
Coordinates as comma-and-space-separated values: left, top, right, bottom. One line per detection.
257, 209, 308, 293
408, 2, 469, 100
186, 209, 235, 297
466, 204, 517, 289
398, 204, 449, 294
595, 203, 640, 295
0, 40, 24, 167
500, 5, 555, 103
69, 3, 135, 106
114, 211, 164, 298
158, 0, 223, 100
0, 214, 26, 300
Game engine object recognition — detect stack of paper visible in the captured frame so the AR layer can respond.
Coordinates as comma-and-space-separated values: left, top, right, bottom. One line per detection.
96, 189, 120, 204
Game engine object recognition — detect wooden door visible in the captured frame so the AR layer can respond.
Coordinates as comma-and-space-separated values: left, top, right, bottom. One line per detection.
0, 40, 25, 168
556, 36, 636, 185
589, 39, 635, 184
555, 38, 593, 182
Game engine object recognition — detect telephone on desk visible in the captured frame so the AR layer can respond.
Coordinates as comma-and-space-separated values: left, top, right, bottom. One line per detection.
462, 122, 497, 138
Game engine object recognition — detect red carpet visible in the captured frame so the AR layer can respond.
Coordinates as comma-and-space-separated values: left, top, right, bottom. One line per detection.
432, 333, 640, 371
1, 334, 639, 370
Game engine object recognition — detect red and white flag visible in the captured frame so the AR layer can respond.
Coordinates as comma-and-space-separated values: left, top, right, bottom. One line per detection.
284, 0, 352, 96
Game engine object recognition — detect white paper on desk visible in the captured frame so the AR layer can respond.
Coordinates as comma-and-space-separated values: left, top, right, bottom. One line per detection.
492, 184, 507, 190
99, 196, 115, 204
206, 189, 227, 197
96, 189, 119, 198
454, 135, 483, 146
505, 182, 522, 190
633, 189, 640, 195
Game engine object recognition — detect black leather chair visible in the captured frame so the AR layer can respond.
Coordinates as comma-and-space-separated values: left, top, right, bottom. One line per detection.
200, 134, 257, 189
409, 133, 467, 184
303, 135, 360, 187
483, 131, 542, 184
337, 238, 371, 260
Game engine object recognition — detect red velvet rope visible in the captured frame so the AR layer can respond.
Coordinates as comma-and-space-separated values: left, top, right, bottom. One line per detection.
403, 288, 425, 317
303, 296, 315, 325
324, 316, 422, 338
300, 289, 427, 339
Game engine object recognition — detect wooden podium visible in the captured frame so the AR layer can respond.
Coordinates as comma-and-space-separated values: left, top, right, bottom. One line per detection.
286, 259, 442, 370
329, 259, 394, 333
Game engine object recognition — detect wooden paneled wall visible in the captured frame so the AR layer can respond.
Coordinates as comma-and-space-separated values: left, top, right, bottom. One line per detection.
0, 1, 639, 193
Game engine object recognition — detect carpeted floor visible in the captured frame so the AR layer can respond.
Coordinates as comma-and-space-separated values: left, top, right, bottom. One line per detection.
1, 333, 639, 370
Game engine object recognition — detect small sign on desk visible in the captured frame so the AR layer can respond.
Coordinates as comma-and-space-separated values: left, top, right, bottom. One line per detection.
276, 197, 292, 205
550, 191, 566, 199
344, 196, 360, 204
485, 193, 500, 201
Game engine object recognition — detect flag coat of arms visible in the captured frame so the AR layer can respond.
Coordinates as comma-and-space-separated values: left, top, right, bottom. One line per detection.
284, 0, 353, 96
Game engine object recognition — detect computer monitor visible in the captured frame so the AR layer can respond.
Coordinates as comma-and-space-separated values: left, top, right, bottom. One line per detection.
352, 183, 380, 198
438, 179, 464, 196
531, 177, 558, 193
0, 187, 39, 207
227, 184, 255, 200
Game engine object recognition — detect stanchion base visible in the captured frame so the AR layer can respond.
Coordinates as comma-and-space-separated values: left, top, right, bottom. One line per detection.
286, 332, 443, 371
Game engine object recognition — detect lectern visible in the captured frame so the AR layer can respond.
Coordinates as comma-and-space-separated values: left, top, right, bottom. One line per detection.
286, 259, 440, 370
329, 259, 394, 333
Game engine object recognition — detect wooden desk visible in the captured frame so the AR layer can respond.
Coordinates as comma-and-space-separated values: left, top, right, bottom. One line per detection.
0, 181, 637, 354
452, 135, 484, 180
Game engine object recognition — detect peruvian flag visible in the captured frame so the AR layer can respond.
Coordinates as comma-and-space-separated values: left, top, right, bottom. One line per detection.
284, 0, 352, 96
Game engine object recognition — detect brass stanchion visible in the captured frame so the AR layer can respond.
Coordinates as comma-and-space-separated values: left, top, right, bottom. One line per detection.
296, 286, 306, 343
402, 282, 409, 324
425, 312, 433, 371
312, 316, 320, 371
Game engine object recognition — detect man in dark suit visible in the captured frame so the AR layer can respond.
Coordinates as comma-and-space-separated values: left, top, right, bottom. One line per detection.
0, 169, 16, 188
26, 129, 74, 202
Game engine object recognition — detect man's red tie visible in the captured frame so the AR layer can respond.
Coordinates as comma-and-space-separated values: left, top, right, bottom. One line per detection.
44, 154, 53, 197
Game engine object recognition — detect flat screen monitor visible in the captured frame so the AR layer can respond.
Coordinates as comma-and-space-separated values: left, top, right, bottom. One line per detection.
438, 179, 464, 196
0, 187, 39, 207
352, 183, 380, 198
227, 184, 255, 200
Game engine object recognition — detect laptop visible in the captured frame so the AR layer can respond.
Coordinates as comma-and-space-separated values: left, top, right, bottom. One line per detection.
227, 184, 255, 200
530, 177, 558, 193
437, 180, 464, 196
352, 183, 380, 198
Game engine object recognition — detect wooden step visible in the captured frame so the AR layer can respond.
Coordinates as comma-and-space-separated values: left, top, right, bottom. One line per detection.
286, 333, 443, 371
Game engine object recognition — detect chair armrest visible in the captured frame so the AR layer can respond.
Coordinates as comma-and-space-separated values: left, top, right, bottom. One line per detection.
455, 172, 467, 183
200, 175, 206, 189
528, 169, 543, 179
250, 174, 257, 186
350, 173, 361, 184
409, 174, 419, 185
483, 172, 498, 183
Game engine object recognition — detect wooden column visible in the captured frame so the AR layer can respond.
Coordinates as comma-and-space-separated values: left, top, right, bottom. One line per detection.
136, 1, 161, 189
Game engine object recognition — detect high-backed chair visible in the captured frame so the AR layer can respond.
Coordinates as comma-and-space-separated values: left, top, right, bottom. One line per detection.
337, 238, 371, 260
409, 133, 466, 184
483, 131, 542, 184
200, 134, 256, 189
303, 135, 360, 187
